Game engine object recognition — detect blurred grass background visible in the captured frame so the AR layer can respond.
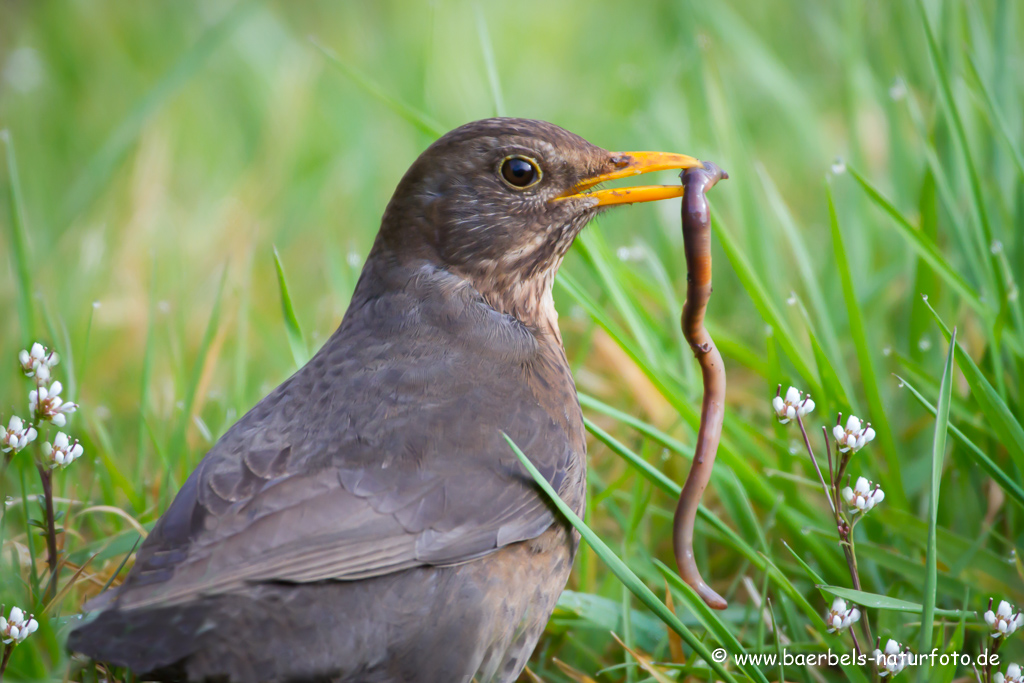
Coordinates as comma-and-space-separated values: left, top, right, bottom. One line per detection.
1, 0, 1023, 680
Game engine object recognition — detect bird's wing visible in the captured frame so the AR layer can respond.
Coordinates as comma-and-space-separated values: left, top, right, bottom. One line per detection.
118, 452, 564, 610
112, 281, 583, 610
116, 419, 573, 610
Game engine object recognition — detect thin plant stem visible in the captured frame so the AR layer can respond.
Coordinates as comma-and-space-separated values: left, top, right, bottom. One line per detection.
28, 373, 60, 604
36, 463, 58, 604
824, 426, 836, 509
986, 632, 1001, 683
796, 415, 835, 515
796, 415, 874, 655
0, 644, 12, 681
849, 622, 863, 660
834, 413, 853, 487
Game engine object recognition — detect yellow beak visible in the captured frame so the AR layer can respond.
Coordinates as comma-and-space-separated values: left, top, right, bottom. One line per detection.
554, 151, 707, 206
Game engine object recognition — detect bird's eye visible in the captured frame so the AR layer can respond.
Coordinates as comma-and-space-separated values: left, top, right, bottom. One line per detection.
499, 156, 541, 189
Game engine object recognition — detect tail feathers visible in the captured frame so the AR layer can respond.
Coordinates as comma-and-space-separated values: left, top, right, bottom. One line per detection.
67, 603, 207, 679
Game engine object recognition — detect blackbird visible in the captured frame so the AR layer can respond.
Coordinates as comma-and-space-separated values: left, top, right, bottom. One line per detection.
69, 118, 706, 683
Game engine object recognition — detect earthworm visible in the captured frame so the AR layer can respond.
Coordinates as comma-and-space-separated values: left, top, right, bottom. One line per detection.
673, 161, 728, 610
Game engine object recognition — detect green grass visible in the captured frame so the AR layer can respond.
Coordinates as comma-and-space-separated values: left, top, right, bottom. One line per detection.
1, 1, 1023, 681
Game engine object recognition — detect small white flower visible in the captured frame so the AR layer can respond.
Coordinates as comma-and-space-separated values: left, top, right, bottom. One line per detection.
842, 476, 885, 514
825, 597, 861, 633
831, 157, 847, 175
616, 245, 645, 262
29, 380, 78, 427
888, 77, 907, 101
0, 605, 39, 645
43, 431, 83, 469
18, 342, 59, 379
832, 415, 876, 453
1, 415, 37, 454
994, 663, 1023, 683
985, 600, 1024, 639
873, 639, 908, 677
772, 386, 815, 425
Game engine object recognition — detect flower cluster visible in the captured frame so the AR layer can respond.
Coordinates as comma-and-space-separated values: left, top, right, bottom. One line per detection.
833, 415, 876, 453
19, 342, 59, 381
825, 597, 861, 633
0, 606, 38, 645
4, 342, 84, 470
986, 600, 1023, 639
29, 380, 77, 427
1, 416, 37, 454
873, 639, 908, 678
772, 386, 815, 424
842, 476, 885, 514
995, 663, 1023, 683
43, 432, 83, 469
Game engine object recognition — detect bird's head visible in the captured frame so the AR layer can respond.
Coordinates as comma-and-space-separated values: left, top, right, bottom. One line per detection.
373, 118, 706, 329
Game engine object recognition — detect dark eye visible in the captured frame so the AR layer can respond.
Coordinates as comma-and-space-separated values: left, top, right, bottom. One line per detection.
500, 156, 541, 189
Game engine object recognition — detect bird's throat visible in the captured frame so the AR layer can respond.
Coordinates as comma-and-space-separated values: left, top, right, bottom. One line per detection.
462, 261, 565, 346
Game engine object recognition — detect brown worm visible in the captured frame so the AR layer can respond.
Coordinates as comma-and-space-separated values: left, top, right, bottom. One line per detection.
673, 161, 728, 610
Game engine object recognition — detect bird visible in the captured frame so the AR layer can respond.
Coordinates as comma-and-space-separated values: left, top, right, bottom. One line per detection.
68, 118, 706, 683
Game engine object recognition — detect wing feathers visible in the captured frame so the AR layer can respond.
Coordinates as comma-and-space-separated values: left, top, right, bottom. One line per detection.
111, 268, 584, 611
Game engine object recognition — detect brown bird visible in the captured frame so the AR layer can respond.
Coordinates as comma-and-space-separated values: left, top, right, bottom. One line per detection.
69, 118, 706, 683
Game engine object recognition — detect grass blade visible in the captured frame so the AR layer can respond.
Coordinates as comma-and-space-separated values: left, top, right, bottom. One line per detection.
766, 598, 784, 683
583, 415, 770, 573
794, 297, 854, 415
712, 209, 820, 392
579, 393, 692, 457
312, 38, 445, 138
561, 271, 844, 577
59, 2, 255, 229
473, 3, 506, 118
96, 535, 142, 597
870, 509, 1019, 593
273, 246, 309, 369
918, 329, 955, 676
782, 539, 825, 585
903, 93, 991, 299
846, 166, 986, 317
503, 433, 741, 683
895, 373, 1024, 511
583, 417, 684, 497
1, 130, 36, 339
656, 561, 770, 683
756, 163, 847, 382
575, 230, 663, 371
134, 260, 160, 497
170, 267, 228, 478
818, 586, 972, 619
964, 54, 1024, 181
609, 632, 672, 683
826, 181, 906, 507
915, 0, 1003, 304
921, 298, 1024, 473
